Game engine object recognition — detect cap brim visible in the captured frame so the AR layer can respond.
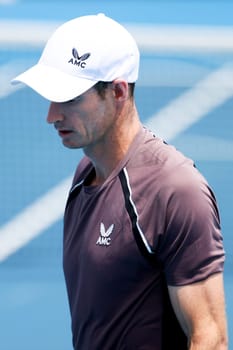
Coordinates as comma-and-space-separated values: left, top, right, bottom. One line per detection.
11, 63, 97, 103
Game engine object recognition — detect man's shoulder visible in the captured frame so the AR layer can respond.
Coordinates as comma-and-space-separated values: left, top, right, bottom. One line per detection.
129, 129, 194, 177
127, 129, 209, 201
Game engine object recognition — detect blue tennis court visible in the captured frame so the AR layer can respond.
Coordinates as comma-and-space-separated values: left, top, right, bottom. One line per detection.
0, 1, 232, 349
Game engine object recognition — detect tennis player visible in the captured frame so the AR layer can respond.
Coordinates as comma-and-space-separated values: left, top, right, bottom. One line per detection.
12, 14, 228, 349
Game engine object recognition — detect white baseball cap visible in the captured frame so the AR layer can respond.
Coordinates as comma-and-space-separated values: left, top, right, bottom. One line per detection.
12, 13, 140, 102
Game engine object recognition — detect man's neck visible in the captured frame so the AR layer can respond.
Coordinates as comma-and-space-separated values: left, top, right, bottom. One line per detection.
84, 112, 141, 186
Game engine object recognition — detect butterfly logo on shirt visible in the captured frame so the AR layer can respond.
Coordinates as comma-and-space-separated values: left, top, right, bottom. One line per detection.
96, 222, 114, 246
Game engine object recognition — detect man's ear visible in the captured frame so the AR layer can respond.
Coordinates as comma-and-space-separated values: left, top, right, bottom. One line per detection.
112, 79, 128, 101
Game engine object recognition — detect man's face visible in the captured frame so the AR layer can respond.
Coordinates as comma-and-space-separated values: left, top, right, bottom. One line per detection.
46, 85, 116, 152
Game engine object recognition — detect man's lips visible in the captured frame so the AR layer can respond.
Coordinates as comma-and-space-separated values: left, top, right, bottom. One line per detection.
58, 129, 73, 137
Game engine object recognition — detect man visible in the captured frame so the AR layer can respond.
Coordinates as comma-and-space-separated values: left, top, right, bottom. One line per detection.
12, 14, 228, 349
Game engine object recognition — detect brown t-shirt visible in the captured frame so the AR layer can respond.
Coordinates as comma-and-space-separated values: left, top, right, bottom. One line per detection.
63, 127, 225, 350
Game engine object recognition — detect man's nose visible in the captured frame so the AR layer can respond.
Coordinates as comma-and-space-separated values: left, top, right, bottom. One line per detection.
46, 102, 64, 124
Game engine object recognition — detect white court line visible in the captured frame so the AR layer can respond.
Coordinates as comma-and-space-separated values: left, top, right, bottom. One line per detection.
0, 177, 73, 262
0, 62, 30, 98
1, 65, 233, 262
129, 24, 233, 53
0, 20, 60, 48
146, 64, 233, 140
1, 20, 233, 52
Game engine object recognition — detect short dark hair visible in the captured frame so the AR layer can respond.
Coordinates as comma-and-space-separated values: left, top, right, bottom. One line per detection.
93, 81, 135, 99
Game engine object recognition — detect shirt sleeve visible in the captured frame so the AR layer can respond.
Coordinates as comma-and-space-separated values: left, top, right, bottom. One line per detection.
156, 169, 225, 286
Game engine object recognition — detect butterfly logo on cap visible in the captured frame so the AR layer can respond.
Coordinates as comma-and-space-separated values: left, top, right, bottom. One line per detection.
68, 48, 91, 68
